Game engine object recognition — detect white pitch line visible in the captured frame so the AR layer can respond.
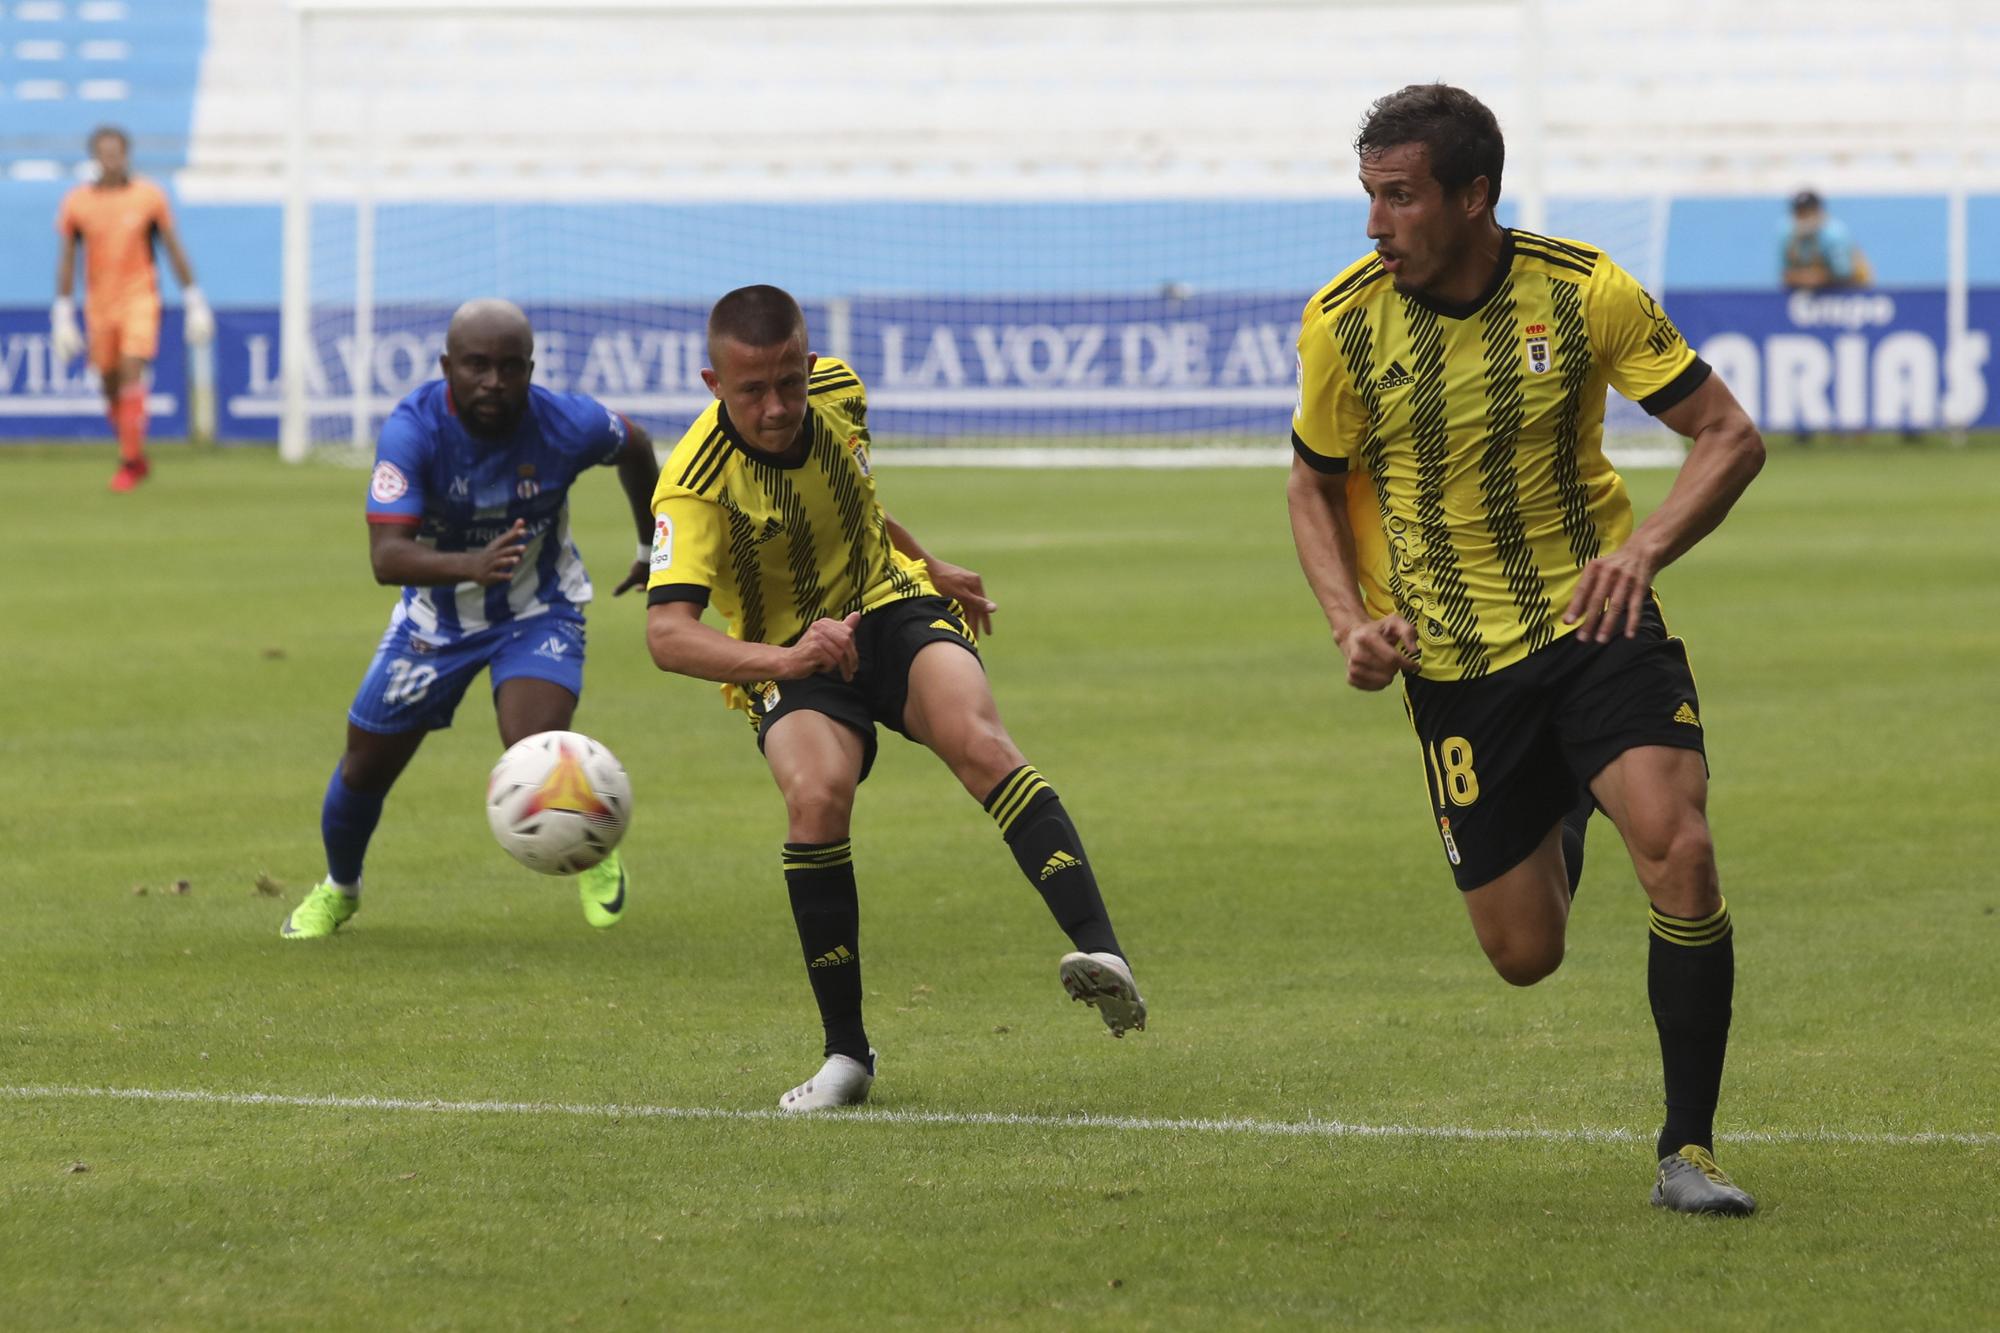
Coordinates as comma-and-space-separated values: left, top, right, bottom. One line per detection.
3, 1085, 1994, 1148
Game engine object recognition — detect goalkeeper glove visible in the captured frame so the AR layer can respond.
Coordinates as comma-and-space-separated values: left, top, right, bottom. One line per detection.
183, 286, 215, 347
51, 297, 85, 364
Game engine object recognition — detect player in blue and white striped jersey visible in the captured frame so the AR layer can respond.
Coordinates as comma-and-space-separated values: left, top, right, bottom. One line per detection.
281, 299, 660, 940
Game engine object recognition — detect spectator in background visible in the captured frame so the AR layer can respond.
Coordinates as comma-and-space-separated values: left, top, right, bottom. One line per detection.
1780, 190, 1872, 291
51, 125, 213, 492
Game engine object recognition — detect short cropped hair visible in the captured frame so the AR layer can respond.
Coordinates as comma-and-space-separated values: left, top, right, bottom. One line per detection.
708, 285, 808, 355
88, 124, 130, 152
1355, 84, 1505, 211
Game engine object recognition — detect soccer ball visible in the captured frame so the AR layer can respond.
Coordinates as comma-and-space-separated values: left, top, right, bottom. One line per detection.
485, 730, 632, 874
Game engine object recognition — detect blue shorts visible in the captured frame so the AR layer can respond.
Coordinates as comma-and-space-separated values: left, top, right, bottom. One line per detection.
348, 613, 587, 735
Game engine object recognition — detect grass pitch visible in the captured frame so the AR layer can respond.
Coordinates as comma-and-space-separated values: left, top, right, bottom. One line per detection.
2, 439, 1996, 1330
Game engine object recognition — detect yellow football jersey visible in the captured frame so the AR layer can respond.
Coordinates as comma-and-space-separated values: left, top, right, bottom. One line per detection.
1293, 230, 1707, 680
647, 358, 935, 708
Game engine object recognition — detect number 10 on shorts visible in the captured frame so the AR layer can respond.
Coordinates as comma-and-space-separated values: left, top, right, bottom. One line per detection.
383, 658, 437, 705
1426, 736, 1480, 808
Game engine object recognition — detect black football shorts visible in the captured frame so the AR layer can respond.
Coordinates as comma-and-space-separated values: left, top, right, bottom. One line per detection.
747, 594, 979, 782
1400, 597, 1705, 891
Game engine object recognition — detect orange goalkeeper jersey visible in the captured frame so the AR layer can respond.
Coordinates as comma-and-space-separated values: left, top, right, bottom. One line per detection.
57, 177, 173, 313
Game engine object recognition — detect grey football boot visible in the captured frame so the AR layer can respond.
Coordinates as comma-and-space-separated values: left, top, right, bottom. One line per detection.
1651, 1145, 1758, 1216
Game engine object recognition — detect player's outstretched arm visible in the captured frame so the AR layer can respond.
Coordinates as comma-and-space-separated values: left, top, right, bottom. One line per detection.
1286, 457, 1418, 691
883, 510, 996, 636
1564, 373, 1765, 642
647, 601, 860, 683
369, 519, 527, 588
611, 423, 662, 596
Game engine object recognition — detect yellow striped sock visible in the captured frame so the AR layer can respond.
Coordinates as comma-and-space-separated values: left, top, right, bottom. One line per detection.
782, 839, 853, 872
982, 765, 1054, 839
1649, 898, 1732, 947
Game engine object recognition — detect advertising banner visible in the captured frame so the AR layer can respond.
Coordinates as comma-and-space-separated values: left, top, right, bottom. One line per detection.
2, 289, 1992, 442
1671, 289, 1995, 432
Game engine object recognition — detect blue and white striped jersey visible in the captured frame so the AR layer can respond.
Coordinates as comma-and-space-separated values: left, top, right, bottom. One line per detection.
365, 380, 628, 643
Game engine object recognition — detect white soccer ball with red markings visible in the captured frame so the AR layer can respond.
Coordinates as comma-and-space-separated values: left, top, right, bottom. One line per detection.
485, 730, 632, 874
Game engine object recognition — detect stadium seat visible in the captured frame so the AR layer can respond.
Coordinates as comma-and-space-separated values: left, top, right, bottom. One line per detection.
0, 0, 202, 172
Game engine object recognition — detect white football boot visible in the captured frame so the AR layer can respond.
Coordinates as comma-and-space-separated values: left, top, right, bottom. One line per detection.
1059, 951, 1147, 1037
777, 1050, 876, 1112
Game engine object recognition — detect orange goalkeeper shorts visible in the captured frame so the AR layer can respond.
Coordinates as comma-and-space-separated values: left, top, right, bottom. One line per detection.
87, 294, 161, 373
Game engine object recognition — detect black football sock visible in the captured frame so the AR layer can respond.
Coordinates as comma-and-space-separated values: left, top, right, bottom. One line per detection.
1560, 790, 1596, 900
982, 765, 1122, 958
1648, 898, 1736, 1161
782, 840, 869, 1062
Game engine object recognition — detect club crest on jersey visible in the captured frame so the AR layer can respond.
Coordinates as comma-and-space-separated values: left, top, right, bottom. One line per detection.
1525, 335, 1551, 374
516, 479, 541, 499
370, 461, 408, 503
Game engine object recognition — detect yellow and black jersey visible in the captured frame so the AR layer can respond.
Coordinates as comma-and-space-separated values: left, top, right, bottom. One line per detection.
1293, 229, 1708, 681
647, 358, 936, 707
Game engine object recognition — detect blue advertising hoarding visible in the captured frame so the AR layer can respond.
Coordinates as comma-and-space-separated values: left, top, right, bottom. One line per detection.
1671, 289, 1995, 433
2, 288, 1993, 442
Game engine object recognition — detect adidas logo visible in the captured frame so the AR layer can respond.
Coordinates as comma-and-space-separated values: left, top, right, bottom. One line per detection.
929, 617, 968, 639
809, 945, 855, 968
1377, 359, 1415, 389
1039, 850, 1082, 882
1673, 701, 1701, 727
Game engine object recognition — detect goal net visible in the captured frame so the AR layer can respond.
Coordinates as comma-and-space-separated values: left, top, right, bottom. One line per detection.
283, 0, 1681, 465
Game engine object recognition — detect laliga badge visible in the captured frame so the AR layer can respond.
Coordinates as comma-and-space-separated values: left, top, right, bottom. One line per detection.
650, 514, 674, 571
1439, 816, 1462, 866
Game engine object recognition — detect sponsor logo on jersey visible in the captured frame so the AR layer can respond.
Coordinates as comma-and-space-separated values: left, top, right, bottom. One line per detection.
1674, 701, 1701, 727
1525, 336, 1551, 374
650, 514, 674, 571
533, 634, 571, 661
1377, 359, 1416, 390
370, 461, 408, 503
448, 474, 471, 500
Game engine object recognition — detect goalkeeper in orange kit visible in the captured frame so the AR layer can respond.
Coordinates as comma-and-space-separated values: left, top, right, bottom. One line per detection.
51, 125, 212, 491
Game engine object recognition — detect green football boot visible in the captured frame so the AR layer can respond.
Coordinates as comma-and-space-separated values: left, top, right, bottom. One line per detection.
281, 879, 358, 940
576, 850, 627, 929
1650, 1145, 1758, 1216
